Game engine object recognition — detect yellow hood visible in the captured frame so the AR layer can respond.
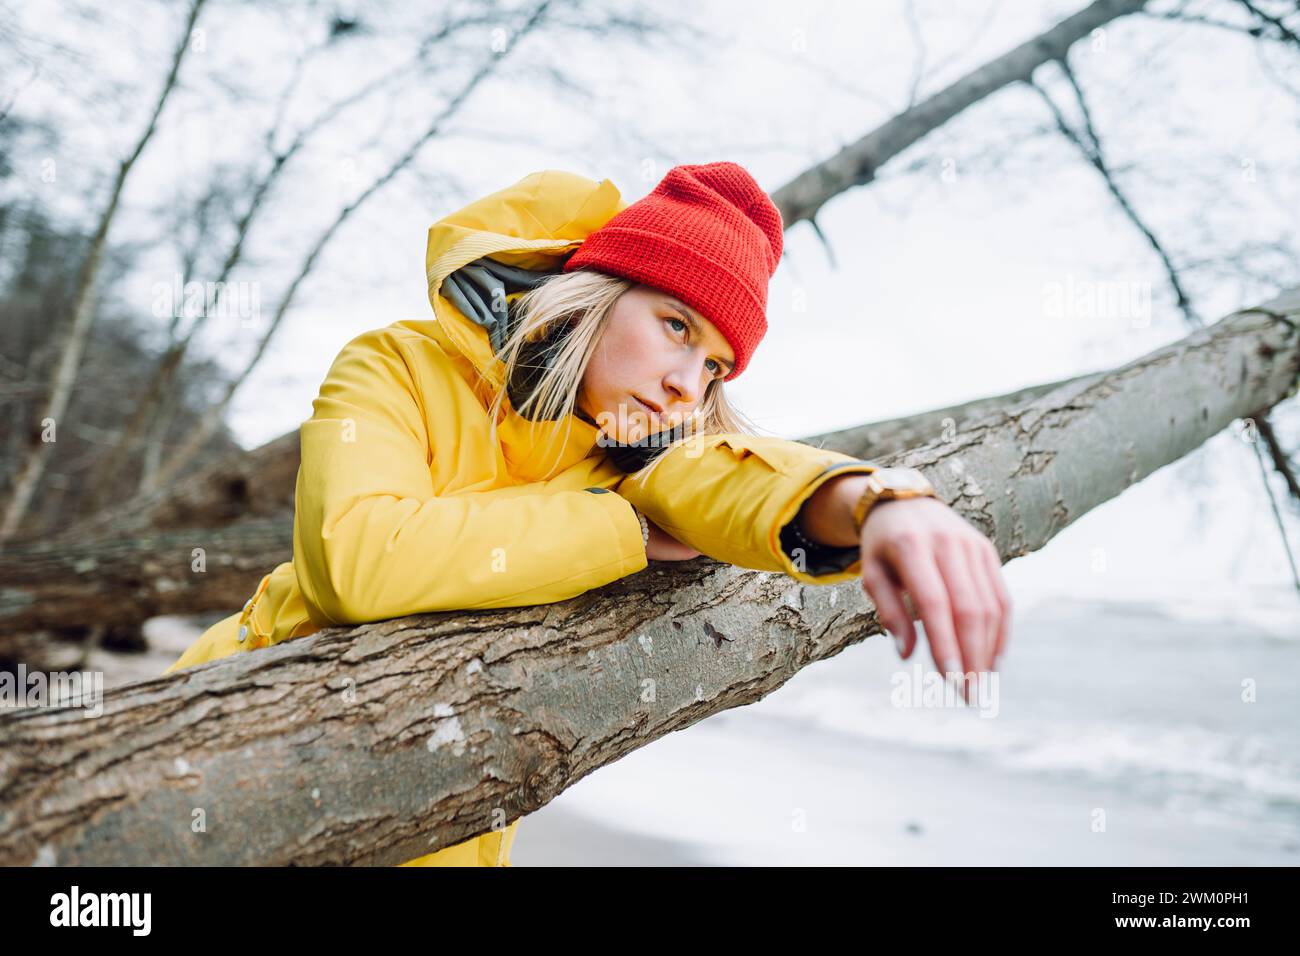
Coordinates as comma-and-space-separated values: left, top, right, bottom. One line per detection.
420, 169, 627, 389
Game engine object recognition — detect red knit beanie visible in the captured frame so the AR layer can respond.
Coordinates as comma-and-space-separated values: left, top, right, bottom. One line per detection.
562, 161, 783, 381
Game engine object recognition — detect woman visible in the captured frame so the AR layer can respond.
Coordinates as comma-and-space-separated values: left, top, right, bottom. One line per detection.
163, 162, 1011, 866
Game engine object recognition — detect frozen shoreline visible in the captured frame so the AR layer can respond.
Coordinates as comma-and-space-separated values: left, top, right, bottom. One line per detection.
513, 711, 1299, 866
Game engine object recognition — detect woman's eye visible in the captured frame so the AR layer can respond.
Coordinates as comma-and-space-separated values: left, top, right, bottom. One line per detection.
667, 317, 722, 378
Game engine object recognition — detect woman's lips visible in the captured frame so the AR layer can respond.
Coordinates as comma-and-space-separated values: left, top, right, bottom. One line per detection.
632, 395, 661, 419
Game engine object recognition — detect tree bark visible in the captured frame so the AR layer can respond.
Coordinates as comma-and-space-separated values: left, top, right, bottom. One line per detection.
1, 290, 1295, 866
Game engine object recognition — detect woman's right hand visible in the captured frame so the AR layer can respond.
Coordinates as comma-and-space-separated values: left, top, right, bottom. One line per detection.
644, 515, 702, 561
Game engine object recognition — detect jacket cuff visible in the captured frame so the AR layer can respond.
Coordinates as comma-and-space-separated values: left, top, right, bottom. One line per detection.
771, 460, 880, 585
779, 500, 862, 576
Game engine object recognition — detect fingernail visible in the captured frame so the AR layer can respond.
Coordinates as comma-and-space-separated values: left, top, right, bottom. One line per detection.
892, 632, 906, 657
942, 656, 961, 676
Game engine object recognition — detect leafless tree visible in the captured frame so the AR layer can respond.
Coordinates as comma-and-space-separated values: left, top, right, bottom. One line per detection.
0, 0, 208, 544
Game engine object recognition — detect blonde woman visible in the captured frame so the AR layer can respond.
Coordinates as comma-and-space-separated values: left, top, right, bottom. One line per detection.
164, 162, 1011, 866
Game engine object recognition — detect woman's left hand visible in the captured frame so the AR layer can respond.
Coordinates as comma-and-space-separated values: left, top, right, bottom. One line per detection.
857, 496, 1012, 694
801, 475, 1012, 699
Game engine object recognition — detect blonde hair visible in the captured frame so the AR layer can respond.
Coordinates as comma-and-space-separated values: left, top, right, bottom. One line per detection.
483, 268, 764, 479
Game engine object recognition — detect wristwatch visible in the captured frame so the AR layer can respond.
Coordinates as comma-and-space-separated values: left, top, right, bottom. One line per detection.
851, 466, 939, 535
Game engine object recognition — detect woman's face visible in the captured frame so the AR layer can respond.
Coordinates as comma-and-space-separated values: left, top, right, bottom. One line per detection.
578, 284, 735, 443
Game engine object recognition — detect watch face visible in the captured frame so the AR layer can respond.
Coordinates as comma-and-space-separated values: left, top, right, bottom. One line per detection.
875, 467, 932, 492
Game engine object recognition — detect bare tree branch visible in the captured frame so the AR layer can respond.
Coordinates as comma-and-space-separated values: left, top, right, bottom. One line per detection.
1025, 59, 1200, 327
770, 0, 1151, 230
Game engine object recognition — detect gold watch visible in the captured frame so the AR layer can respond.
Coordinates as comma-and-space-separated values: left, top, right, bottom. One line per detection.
851, 467, 938, 535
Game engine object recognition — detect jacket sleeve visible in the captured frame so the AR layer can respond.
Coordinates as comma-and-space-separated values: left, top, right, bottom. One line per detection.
615, 433, 882, 586
292, 328, 647, 625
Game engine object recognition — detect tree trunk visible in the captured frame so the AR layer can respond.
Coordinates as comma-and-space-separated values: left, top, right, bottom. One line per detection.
1, 291, 1294, 866
0, 515, 290, 636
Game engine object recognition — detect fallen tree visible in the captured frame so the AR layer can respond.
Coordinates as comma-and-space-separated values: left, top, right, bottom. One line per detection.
0, 290, 1295, 865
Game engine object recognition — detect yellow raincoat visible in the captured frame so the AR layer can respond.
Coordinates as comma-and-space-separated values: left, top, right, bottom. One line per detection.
163, 168, 881, 866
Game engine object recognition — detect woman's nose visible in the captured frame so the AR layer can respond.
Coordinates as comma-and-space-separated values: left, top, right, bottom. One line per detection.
663, 370, 700, 408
